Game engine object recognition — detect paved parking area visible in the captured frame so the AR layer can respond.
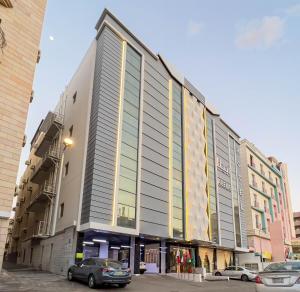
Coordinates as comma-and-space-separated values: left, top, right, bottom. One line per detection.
0, 265, 255, 292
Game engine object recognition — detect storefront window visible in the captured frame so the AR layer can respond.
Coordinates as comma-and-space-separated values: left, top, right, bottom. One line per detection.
169, 246, 196, 273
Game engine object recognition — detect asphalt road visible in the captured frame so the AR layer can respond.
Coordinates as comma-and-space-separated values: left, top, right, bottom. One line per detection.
0, 265, 255, 292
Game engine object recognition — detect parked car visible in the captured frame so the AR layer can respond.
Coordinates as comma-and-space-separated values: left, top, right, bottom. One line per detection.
140, 261, 147, 274
215, 265, 257, 281
255, 261, 300, 291
67, 258, 131, 289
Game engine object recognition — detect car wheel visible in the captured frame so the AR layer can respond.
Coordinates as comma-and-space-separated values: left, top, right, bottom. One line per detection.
241, 274, 248, 282
88, 275, 96, 289
215, 272, 222, 276
118, 284, 127, 288
67, 270, 73, 281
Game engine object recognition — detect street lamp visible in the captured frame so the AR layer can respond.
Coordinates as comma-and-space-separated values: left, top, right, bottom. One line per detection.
63, 137, 73, 148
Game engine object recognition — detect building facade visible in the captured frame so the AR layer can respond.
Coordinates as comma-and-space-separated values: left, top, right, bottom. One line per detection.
9, 9, 248, 275
294, 212, 300, 239
0, 0, 47, 271
238, 140, 294, 270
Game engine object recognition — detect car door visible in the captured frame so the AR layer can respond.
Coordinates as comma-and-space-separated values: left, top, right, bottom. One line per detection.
77, 259, 91, 280
71, 261, 83, 279
223, 267, 236, 278
236, 267, 244, 278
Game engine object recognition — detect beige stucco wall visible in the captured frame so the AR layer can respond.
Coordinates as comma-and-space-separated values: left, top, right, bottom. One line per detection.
183, 89, 208, 241
0, 0, 47, 270
55, 41, 96, 233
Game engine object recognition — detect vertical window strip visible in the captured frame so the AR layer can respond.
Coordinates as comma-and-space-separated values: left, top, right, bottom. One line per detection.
116, 44, 141, 229
172, 81, 184, 239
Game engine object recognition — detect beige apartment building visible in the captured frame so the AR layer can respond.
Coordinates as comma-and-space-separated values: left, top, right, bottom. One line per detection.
238, 139, 294, 270
0, 0, 47, 270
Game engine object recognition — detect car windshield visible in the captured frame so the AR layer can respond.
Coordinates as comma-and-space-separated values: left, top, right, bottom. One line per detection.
95, 259, 122, 269
264, 262, 300, 272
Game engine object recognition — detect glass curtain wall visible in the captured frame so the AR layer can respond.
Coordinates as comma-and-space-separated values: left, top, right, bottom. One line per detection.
206, 114, 219, 243
117, 45, 141, 228
229, 137, 242, 247
172, 81, 184, 238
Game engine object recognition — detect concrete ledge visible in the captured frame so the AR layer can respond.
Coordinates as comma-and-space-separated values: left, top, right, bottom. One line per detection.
205, 275, 229, 281
167, 273, 202, 282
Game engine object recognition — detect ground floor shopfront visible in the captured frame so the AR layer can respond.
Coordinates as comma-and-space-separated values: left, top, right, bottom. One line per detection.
9, 227, 238, 276
76, 230, 236, 275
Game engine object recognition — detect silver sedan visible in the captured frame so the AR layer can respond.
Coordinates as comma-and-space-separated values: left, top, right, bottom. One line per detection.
256, 261, 300, 291
215, 266, 257, 281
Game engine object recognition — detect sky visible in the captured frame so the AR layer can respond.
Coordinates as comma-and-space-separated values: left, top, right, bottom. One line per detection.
19, 0, 300, 210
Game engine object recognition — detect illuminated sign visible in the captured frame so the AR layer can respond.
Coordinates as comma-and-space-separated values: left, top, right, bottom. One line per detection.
216, 157, 229, 176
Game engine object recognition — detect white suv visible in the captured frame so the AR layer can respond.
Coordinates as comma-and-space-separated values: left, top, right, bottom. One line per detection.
215, 266, 257, 281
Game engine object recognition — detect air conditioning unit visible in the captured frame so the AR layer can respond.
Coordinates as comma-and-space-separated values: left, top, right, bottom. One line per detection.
30, 90, 34, 103
22, 135, 27, 147
36, 50, 41, 64
25, 160, 30, 166
22, 178, 28, 184
30, 165, 35, 170
27, 186, 32, 191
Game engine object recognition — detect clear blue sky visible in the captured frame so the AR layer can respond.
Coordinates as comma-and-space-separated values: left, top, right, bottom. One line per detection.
19, 0, 300, 210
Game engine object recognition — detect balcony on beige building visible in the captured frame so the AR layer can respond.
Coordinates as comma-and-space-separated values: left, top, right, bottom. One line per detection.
31, 112, 63, 158
30, 147, 60, 184
27, 181, 56, 213
32, 220, 48, 239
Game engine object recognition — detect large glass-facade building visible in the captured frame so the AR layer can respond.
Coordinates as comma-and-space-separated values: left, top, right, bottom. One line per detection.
8, 9, 248, 275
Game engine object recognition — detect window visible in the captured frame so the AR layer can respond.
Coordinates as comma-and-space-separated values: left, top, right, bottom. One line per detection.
252, 174, 256, 186
255, 214, 260, 229
250, 155, 254, 167
267, 219, 271, 232
253, 194, 257, 206
117, 45, 141, 230
64, 162, 69, 176
72, 92, 77, 103
59, 203, 64, 218
262, 181, 265, 192
260, 164, 264, 175
264, 200, 267, 212
69, 125, 73, 137
225, 267, 236, 271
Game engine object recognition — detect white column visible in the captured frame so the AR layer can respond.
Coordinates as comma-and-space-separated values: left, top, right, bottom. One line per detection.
160, 240, 166, 274
130, 236, 135, 272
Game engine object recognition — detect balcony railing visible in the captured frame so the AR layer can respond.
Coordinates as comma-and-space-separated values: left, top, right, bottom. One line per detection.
31, 147, 60, 184
33, 221, 48, 238
32, 112, 63, 157
27, 181, 56, 212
